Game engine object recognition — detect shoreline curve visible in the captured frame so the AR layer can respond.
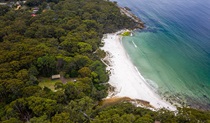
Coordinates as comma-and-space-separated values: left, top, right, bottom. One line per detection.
100, 30, 176, 111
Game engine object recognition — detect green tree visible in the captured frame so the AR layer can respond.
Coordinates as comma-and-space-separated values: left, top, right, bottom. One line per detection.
75, 77, 92, 97
134, 114, 153, 123
90, 60, 108, 83
2, 79, 25, 102
52, 113, 73, 123
21, 86, 41, 97
0, 5, 9, 16
5, 98, 30, 121
64, 97, 95, 122
30, 115, 50, 123
2, 118, 22, 123
78, 67, 92, 77
64, 82, 79, 100
77, 42, 92, 54
36, 55, 56, 76
15, 69, 29, 82
27, 96, 57, 117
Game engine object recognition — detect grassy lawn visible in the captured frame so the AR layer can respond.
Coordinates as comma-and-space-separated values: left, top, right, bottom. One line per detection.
121, 31, 131, 36
38, 77, 62, 91
38, 77, 77, 91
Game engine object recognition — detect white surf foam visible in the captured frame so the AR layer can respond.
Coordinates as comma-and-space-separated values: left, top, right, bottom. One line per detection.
132, 40, 138, 48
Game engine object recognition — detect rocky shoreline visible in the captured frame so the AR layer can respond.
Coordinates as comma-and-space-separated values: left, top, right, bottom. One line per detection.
119, 6, 145, 29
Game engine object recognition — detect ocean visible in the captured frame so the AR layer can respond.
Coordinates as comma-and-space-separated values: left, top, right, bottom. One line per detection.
111, 0, 210, 109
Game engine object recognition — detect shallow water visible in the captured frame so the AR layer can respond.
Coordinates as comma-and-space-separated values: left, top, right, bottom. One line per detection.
112, 0, 210, 109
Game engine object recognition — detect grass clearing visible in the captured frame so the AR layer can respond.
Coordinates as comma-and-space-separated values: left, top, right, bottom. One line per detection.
121, 31, 131, 36
38, 77, 62, 91
38, 77, 77, 91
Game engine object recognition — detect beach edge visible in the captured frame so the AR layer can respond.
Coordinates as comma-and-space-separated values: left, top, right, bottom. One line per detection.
100, 30, 177, 111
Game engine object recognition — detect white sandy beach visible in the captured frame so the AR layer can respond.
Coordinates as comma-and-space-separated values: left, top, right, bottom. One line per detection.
101, 31, 176, 111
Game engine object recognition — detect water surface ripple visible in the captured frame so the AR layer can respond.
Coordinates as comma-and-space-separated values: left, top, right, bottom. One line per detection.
112, 0, 210, 110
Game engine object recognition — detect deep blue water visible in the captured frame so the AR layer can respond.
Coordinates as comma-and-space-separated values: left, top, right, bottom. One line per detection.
111, 0, 210, 109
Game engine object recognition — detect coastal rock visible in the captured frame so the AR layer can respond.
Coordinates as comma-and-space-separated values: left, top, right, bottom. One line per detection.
119, 6, 145, 29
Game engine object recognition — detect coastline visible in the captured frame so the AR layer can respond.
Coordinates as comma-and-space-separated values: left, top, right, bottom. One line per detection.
119, 7, 144, 29
100, 30, 176, 111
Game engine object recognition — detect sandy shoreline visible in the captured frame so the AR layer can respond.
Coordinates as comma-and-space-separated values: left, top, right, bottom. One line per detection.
100, 30, 176, 111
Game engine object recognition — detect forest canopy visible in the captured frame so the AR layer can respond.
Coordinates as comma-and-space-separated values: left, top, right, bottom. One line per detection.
0, 0, 210, 122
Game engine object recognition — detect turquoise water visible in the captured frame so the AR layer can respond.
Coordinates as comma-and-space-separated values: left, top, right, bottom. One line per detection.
112, 0, 210, 109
